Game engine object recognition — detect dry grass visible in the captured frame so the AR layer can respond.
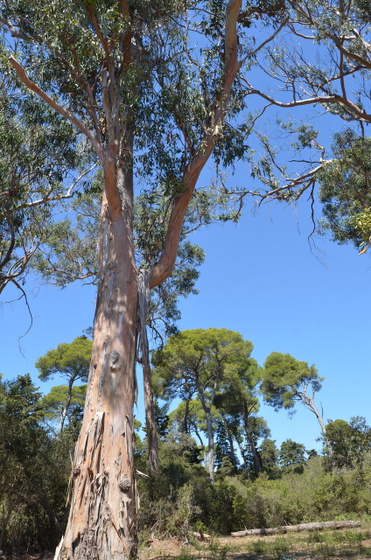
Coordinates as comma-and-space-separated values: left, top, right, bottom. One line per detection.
139, 522, 371, 560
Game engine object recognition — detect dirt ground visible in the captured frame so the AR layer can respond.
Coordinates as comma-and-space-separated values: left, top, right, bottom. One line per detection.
4, 529, 371, 560
138, 529, 371, 560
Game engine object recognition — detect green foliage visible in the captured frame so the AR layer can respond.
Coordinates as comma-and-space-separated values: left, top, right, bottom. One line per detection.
153, 328, 256, 404
325, 417, 371, 470
259, 438, 281, 478
36, 335, 91, 432
40, 384, 87, 438
0, 375, 70, 551
36, 335, 92, 383
279, 439, 307, 474
0, 72, 86, 295
261, 352, 322, 411
153, 328, 258, 479
318, 132, 371, 250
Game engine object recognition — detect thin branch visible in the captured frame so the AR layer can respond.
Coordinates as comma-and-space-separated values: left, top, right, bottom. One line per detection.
8, 56, 104, 159
26, 163, 99, 208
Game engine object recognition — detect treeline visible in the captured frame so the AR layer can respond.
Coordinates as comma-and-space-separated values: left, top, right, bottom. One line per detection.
1, 330, 371, 552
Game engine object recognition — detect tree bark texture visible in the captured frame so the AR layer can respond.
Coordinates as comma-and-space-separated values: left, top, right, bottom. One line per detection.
231, 520, 361, 537
56, 191, 138, 560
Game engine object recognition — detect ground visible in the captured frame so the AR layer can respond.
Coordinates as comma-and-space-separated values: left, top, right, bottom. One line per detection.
4, 524, 371, 560
138, 524, 371, 560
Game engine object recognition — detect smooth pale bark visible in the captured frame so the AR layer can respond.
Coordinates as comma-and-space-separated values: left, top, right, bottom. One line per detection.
59, 375, 77, 434
297, 389, 334, 458
205, 409, 215, 483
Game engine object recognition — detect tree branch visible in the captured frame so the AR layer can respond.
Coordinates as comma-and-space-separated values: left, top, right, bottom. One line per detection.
148, 0, 242, 289
8, 56, 104, 159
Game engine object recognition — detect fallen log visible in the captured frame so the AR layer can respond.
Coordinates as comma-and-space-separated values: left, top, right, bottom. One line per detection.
231, 520, 361, 537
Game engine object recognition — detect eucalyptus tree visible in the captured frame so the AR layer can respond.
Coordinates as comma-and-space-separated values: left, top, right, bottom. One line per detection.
0, 1, 288, 557
153, 328, 256, 482
261, 352, 333, 456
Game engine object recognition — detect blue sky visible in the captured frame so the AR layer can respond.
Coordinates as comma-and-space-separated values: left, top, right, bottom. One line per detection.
1, 187, 370, 454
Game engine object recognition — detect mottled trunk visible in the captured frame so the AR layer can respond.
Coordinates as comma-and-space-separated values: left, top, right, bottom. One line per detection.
56, 175, 138, 559
205, 410, 215, 483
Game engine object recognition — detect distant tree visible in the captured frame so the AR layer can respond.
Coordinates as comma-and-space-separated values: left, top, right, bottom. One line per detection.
259, 438, 280, 479
261, 352, 333, 457
214, 369, 266, 477
153, 329, 256, 482
36, 336, 92, 433
168, 400, 208, 463
279, 439, 307, 474
325, 417, 371, 469
40, 384, 87, 438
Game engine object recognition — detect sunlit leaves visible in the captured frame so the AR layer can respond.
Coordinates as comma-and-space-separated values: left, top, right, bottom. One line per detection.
261, 352, 323, 411
318, 130, 371, 247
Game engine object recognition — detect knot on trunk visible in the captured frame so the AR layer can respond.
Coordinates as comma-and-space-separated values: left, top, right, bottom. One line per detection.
110, 350, 121, 371
119, 476, 131, 492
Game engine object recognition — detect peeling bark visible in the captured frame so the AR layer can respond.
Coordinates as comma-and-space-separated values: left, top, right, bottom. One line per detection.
56, 192, 138, 560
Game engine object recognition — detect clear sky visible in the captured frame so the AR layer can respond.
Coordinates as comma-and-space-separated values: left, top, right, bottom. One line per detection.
1, 184, 370, 454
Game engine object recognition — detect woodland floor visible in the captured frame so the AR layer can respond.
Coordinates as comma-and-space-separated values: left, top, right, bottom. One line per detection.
5, 525, 371, 560
138, 525, 371, 560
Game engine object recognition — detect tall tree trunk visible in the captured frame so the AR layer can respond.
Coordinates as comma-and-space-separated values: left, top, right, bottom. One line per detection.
142, 360, 159, 473
205, 410, 215, 483
299, 391, 334, 458
56, 175, 138, 559
59, 375, 77, 434
6, 4, 243, 557
220, 412, 238, 469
